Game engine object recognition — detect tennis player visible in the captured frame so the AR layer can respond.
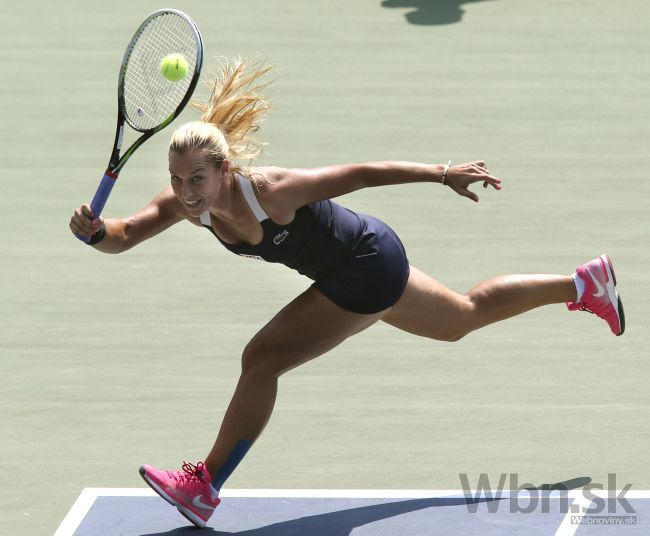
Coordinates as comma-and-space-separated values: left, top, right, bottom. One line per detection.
69, 58, 625, 527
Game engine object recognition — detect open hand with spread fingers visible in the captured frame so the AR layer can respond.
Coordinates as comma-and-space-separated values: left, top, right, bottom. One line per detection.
444, 160, 502, 202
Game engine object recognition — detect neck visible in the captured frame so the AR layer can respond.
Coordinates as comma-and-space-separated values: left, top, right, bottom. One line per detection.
208, 172, 239, 218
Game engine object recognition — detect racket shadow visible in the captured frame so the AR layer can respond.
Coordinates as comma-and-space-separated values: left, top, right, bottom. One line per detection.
381, 0, 498, 26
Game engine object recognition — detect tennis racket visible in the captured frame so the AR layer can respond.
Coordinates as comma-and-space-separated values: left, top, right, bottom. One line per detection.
77, 9, 203, 242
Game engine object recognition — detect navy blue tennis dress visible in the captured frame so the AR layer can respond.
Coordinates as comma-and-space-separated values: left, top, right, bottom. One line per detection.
199, 174, 410, 314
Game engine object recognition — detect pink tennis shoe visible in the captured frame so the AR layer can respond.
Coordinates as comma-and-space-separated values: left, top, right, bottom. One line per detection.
566, 254, 625, 336
139, 461, 220, 527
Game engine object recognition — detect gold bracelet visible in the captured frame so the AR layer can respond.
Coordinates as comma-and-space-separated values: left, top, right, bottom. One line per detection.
441, 160, 452, 185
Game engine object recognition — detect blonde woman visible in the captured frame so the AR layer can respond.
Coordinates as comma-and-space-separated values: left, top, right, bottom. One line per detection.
69, 59, 625, 527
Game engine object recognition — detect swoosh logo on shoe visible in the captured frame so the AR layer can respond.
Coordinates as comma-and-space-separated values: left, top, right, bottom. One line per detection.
192, 495, 214, 510
585, 267, 606, 298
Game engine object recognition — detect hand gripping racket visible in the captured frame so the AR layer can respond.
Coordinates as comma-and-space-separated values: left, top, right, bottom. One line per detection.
78, 9, 203, 242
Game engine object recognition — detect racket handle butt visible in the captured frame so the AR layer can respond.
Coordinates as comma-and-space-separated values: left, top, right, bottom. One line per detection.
75, 233, 92, 243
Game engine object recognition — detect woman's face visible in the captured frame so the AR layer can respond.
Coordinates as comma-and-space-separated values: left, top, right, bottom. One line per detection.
169, 150, 229, 216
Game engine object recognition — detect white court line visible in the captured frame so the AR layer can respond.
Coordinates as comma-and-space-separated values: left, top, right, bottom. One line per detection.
53, 489, 99, 536
55, 488, 650, 536
553, 491, 595, 536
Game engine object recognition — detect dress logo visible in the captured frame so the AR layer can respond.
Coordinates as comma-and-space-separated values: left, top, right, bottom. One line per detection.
273, 230, 290, 245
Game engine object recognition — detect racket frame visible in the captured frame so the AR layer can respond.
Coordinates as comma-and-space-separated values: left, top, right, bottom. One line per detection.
81, 9, 204, 241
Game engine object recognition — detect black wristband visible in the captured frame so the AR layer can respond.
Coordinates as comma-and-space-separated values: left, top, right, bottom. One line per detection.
87, 223, 106, 245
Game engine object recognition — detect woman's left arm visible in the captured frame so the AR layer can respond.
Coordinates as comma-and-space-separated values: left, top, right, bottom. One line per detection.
266, 160, 502, 212
356, 161, 503, 203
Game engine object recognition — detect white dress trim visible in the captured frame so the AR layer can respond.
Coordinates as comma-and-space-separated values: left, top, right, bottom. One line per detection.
199, 174, 269, 228
237, 174, 269, 222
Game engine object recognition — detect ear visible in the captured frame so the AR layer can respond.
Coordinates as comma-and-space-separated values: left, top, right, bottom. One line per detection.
220, 159, 230, 176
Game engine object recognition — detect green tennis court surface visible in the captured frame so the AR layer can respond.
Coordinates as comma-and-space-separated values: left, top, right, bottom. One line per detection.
3, 0, 648, 535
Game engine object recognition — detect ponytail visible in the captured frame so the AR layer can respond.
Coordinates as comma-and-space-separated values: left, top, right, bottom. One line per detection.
170, 56, 273, 165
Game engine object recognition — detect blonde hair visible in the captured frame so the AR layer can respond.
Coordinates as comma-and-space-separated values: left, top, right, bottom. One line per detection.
169, 56, 273, 168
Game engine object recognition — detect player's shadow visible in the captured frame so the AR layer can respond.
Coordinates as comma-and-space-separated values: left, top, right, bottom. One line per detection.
139, 495, 503, 535
382, 0, 496, 25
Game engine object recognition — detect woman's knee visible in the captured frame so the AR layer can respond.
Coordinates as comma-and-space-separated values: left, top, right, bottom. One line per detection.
437, 327, 469, 343
438, 297, 476, 342
241, 335, 300, 378
241, 336, 276, 376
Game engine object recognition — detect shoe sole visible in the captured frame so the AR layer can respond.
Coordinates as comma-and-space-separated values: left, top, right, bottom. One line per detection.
602, 255, 625, 336
139, 466, 207, 528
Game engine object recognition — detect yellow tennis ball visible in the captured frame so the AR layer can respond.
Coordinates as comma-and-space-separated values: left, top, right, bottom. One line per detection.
160, 53, 189, 82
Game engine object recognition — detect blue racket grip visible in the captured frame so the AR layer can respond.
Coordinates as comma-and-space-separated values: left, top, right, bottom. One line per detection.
76, 170, 118, 243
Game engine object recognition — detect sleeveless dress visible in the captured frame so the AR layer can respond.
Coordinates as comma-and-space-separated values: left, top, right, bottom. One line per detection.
199, 174, 410, 314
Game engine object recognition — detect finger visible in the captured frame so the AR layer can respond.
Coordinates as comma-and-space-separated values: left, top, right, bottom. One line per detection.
468, 174, 498, 185
74, 214, 93, 235
75, 210, 91, 228
81, 204, 95, 219
70, 221, 90, 238
488, 176, 503, 190
460, 188, 479, 203
480, 174, 502, 189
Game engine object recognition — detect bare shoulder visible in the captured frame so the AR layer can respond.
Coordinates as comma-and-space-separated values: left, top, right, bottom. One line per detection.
247, 166, 289, 191
245, 166, 296, 217
244, 164, 366, 213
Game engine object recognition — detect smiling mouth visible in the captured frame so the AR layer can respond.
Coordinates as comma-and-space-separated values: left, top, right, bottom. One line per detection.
184, 199, 201, 208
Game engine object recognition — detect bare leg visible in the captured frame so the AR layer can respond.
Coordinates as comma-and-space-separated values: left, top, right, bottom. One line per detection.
203, 371, 276, 478
382, 265, 577, 341
204, 287, 386, 480
465, 273, 577, 331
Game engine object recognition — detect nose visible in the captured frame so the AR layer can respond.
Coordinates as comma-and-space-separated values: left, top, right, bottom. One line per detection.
181, 182, 194, 199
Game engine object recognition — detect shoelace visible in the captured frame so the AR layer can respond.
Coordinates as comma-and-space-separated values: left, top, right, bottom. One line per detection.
179, 461, 207, 483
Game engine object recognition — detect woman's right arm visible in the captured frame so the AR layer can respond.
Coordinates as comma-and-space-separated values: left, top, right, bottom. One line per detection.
69, 186, 185, 254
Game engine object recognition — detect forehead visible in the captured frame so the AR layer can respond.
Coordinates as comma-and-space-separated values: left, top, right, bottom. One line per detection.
169, 150, 211, 173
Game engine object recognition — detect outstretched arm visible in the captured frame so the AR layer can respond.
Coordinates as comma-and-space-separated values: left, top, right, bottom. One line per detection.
266, 160, 502, 212
69, 186, 184, 254
354, 160, 503, 203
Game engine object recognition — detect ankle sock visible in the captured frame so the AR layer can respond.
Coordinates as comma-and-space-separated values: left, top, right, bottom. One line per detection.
572, 272, 585, 303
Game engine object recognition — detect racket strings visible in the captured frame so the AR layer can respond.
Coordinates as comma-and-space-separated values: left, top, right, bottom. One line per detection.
122, 12, 199, 131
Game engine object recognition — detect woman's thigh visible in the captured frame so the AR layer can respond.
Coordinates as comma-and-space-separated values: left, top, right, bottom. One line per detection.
381, 265, 475, 341
243, 286, 387, 377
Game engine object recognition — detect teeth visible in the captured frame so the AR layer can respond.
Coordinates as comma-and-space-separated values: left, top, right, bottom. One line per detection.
184, 199, 200, 207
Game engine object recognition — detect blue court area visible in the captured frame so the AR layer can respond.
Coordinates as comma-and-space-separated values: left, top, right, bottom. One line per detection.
56, 489, 649, 535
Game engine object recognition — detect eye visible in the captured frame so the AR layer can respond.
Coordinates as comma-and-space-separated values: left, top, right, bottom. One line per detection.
191, 175, 203, 183
170, 175, 181, 183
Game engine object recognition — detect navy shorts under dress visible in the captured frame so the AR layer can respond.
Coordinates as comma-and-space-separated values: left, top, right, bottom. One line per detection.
312, 214, 411, 314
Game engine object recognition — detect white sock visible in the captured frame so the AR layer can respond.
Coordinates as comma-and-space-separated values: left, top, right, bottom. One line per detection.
572, 273, 585, 303
209, 483, 220, 500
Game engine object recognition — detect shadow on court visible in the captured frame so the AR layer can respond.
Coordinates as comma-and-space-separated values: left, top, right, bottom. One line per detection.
381, 0, 496, 25
139, 497, 498, 535
524, 476, 593, 492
